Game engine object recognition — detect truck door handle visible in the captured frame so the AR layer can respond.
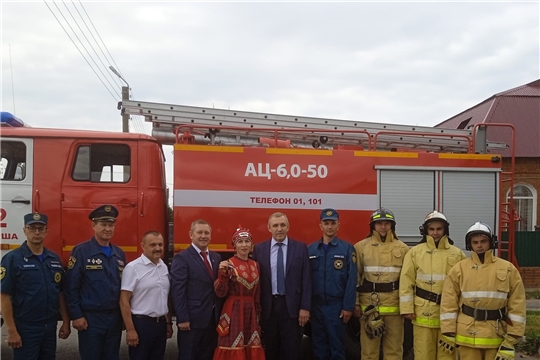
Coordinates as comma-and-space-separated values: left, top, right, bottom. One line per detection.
33, 190, 40, 212
12, 199, 31, 204
139, 192, 145, 217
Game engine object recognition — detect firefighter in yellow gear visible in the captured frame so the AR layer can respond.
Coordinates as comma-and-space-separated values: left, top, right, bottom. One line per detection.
399, 211, 466, 359
353, 208, 409, 360
440, 222, 526, 360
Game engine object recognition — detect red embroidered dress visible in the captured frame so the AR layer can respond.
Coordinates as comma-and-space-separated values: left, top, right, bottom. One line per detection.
212, 256, 265, 360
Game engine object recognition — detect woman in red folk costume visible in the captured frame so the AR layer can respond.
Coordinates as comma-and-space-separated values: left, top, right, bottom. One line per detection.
212, 227, 265, 360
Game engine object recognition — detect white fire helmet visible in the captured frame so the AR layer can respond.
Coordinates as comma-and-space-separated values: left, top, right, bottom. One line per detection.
424, 211, 448, 225
420, 211, 449, 236
465, 221, 496, 250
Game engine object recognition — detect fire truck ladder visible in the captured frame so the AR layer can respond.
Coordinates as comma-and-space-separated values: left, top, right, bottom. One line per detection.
473, 123, 519, 268
119, 99, 506, 153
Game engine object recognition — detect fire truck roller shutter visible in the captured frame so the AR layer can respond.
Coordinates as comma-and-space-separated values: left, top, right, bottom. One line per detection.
441, 171, 497, 252
379, 170, 436, 244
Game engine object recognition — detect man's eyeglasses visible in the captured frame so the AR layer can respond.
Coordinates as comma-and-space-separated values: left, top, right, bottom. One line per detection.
25, 227, 48, 233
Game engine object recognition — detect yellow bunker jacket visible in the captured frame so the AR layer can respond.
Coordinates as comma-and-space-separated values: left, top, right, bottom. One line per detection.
354, 231, 409, 315
440, 250, 526, 348
399, 235, 466, 328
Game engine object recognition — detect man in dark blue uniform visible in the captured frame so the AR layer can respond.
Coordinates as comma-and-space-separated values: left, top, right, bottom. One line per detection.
65, 205, 126, 360
0, 213, 71, 360
308, 208, 357, 360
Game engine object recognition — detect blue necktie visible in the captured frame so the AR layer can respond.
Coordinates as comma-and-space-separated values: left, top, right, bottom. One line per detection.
277, 243, 285, 295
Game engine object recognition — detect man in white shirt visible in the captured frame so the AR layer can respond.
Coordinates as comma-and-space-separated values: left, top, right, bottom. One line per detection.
120, 231, 173, 360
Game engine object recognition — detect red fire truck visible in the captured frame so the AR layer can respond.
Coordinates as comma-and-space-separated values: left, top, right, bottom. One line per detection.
0, 102, 516, 358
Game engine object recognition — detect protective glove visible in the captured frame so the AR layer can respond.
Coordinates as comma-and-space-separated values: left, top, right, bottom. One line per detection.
361, 304, 386, 339
438, 334, 459, 354
494, 335, 519, 360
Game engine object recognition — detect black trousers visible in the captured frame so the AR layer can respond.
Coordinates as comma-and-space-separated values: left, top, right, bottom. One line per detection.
176, 313, 217, 360
260, 296, 303, 360
129, 315, 167, 360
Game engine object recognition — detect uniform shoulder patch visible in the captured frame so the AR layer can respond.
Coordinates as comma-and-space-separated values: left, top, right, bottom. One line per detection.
0, 266, 5, 280
352, 252, 357, 264
68, 256, 77, 270
54, 272, 62, 283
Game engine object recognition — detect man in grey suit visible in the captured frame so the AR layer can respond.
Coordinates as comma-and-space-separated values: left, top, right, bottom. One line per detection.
170, 219, 221, 360
253, 212, 312, 360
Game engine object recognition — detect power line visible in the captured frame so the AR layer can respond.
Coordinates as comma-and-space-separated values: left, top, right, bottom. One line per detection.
53, 0, 120, 98
69, 0, 123, 89
126, 87, 146, 133
133, 115, 146, 134
43, 0, 118, 101
77, 0, 125, 80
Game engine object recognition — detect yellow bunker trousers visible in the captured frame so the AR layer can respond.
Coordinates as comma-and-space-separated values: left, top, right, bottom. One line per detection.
459, 346, 498, 360
413, 324, 457, 360
360, 314, 403, 360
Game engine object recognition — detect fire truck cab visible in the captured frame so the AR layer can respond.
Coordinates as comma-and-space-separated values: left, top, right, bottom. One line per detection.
0, 112, 168, 264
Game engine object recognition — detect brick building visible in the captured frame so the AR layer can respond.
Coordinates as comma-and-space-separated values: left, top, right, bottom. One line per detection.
436, 79, 540, 231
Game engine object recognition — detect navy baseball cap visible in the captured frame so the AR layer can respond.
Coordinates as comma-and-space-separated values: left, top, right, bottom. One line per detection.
24, 213, 48, 226
320, 208, 339, 221
89, 205, 118, 222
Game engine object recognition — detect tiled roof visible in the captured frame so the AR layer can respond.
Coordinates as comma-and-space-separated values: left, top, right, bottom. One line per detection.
436, 80, 540, 157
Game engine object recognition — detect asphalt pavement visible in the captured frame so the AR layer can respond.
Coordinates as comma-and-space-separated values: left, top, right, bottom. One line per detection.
1, 326, 179, 360
3, 311, 540, 360
527, 299, 540, 310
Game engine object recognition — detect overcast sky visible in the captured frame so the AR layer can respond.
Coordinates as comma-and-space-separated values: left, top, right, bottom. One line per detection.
2, 1, 539, 197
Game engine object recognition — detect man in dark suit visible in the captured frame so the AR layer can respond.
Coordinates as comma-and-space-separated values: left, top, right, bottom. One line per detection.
170, 219, 221, 360
253, 212, 312, 360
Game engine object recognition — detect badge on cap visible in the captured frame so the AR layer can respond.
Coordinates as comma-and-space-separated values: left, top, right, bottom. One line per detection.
104, 205, 112, 212
33, 214, 41, 221
326, 210, 333, 216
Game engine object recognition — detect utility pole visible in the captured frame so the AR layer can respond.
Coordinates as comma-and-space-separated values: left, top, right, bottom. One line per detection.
109, 66, 130, 133
122, 86, 129, 133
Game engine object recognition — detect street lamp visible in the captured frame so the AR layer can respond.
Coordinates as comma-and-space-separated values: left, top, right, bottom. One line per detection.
109, 66, 129, 89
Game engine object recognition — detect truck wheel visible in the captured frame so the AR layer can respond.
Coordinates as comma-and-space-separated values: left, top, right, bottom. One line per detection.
345, 317, 361, 360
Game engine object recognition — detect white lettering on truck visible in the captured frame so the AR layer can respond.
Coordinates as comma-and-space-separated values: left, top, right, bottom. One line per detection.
244, 163, 328, 179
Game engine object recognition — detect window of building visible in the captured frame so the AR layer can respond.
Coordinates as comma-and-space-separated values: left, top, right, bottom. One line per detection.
457, 117, 472, 129
507, 184, 537, 231
72, 144, 131, 183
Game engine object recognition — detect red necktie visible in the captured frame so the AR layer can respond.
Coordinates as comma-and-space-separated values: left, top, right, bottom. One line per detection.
201, 251, 214, 278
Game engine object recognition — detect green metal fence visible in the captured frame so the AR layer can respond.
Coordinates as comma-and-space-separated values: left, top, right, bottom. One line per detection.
502, 231, 540, 267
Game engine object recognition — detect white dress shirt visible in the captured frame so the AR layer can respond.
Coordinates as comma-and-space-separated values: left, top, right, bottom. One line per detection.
121, 254, 170, 317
